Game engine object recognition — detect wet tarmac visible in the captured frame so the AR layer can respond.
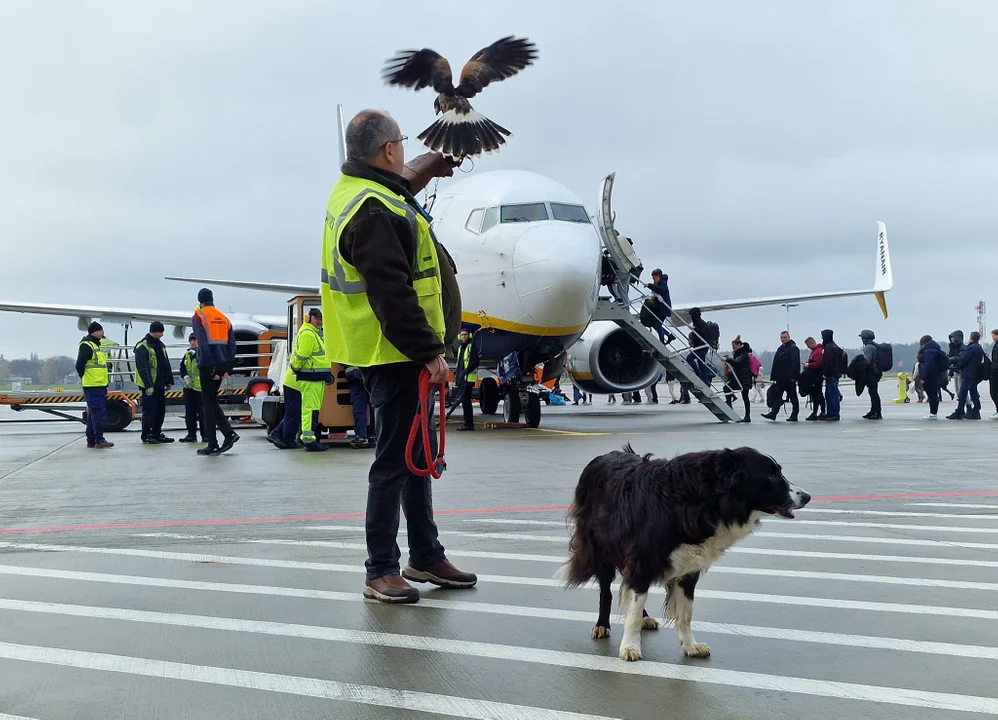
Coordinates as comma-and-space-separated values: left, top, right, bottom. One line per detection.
0, 391, 996, 719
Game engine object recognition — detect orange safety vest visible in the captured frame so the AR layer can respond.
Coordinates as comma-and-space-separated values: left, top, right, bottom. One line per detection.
194, 305, 232, 344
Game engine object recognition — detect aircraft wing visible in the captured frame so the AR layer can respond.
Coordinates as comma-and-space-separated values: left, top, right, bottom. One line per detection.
0, 301, 199, 328
673, 221, 893, 319
0, 300, 286, 333
165, 276, 319, 295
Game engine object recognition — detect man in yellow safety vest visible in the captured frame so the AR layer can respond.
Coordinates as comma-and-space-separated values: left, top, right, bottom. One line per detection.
292, 307, 333, 451
178, 333, 204, 443
321, 108, 474, 604
134, 321, 175, 444
454, 329, 479, 431
75, 321, 114, 449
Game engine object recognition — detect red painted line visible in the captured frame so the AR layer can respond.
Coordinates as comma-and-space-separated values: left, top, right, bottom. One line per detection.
2, 492, 998, 536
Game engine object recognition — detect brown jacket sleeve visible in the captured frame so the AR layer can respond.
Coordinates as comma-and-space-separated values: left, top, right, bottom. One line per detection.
340, 201, 446, 365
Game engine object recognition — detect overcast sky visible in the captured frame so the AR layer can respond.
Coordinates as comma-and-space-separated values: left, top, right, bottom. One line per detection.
1, 0, 995, 360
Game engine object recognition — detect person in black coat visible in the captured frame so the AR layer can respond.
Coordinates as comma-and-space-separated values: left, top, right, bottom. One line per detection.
916, 335, 946, 418
762, 330, 801, 422
721, 335, 754, 422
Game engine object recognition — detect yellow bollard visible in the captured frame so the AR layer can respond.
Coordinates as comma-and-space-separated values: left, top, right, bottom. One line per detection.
892, 372, 910, 404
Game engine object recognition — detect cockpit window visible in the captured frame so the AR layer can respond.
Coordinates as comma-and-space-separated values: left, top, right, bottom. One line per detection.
500, 203, 549, 223
481, 206, 499, 232
465, 208, 485, 234
550, 203, 590, 223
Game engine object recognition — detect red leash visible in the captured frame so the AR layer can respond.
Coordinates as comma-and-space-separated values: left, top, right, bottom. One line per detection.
406, 368, 447, 478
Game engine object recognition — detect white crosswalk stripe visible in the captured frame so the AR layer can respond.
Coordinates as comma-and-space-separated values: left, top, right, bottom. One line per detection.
2, 504, 998, 717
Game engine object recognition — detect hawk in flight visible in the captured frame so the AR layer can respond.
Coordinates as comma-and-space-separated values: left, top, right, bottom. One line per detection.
381, 36, 538, 159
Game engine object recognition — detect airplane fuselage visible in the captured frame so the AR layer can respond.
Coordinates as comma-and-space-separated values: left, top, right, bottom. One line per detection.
428, 169, 602, 367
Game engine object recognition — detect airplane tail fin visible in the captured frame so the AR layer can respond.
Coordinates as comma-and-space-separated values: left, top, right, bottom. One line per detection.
873, 221, 892, 319
337, 103, 347, 168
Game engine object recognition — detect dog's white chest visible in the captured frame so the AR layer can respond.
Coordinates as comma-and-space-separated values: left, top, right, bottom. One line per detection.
666, 520, 760, 579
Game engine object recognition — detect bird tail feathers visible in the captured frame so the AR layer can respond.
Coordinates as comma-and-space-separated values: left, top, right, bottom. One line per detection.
417, 108, 511, 159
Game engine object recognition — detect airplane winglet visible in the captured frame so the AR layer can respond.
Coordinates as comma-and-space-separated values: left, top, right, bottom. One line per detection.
872, 221, 892, 318
337, 103, 347, 168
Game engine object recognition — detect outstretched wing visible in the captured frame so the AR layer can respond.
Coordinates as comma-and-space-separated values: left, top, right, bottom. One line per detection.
456, 36, 538, 99
381, 48, 454, 94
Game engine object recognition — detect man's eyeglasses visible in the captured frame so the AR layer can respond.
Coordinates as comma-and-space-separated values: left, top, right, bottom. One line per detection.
382, 135, 407, 150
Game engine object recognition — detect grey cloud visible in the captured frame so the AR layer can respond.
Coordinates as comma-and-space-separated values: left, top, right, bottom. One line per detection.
0, 0, 995, 359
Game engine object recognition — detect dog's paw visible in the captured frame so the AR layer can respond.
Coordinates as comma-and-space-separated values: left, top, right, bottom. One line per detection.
682, 642, 711, 658
619, 644, 642, 662
591, 624, 610, 639
641, 616, 661, 630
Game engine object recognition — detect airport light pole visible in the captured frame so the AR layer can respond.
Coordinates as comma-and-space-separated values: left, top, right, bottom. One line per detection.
781, 303, 798, 333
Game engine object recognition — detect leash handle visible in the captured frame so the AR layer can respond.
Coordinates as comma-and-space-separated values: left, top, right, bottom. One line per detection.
406, 368, 447, 478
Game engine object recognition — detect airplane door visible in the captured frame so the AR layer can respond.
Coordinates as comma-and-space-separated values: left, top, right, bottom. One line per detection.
595, 173, 641, 274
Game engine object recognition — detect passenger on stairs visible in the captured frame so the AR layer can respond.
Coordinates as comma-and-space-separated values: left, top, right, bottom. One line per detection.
721, 335, 754, 422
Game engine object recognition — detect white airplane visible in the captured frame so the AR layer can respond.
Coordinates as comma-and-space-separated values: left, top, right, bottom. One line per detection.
0, 111, 893, 428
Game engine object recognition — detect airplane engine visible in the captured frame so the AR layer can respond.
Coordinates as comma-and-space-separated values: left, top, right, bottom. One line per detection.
564, 321, 662, 395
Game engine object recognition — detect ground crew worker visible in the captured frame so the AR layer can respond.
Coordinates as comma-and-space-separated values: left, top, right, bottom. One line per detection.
455, 329, 479, 431
266, 351, 304, 450
192, 288, 239, 456
134, 321, 174, 444
76, 321, 114, 449
290, 307, 333, 452
321, 109, 475, 604
178, 333, 204, 443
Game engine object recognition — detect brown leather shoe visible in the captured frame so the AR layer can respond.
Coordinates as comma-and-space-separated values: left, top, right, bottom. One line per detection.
402, 559, 477, 589
362, 574, 420, 604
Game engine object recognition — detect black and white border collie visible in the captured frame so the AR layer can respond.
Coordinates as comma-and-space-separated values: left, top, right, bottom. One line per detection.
563, 444, 810, 662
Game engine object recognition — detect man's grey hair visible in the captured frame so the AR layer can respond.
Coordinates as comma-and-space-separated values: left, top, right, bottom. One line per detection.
345, 110, 398, 162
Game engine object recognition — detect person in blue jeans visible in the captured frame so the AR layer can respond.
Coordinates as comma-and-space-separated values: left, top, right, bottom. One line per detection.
820, 329, 844, 421
345, 366, 373, 448
947, 331, 985, 420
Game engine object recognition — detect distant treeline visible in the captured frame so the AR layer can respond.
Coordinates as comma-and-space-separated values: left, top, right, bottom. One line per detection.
0, 353, 76, 385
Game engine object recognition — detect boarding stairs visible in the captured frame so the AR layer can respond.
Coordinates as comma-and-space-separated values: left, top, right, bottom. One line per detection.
591, 171, 742, 422
593, 294, 743, 422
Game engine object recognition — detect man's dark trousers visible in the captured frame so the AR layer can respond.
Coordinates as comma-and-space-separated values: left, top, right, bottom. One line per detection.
361, 363, 446, 581
773, 380, 799, 417
141, 389, 166, 440
924, 379, 940, 416
348, 377, 371, 440
868, 379, 883, 415
84, 387, 107, 445
199, 369, 235, 448
460, 381, 474, 427
272, 386, 302, 444
184, 388, 204, 440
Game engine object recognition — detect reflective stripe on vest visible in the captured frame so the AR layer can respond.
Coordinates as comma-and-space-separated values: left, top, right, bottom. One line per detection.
183, 350, 201, 392
134, 339, 158, 389
195, 305, 232, 344
320, 174, 445, 367
79, 339, 109, 388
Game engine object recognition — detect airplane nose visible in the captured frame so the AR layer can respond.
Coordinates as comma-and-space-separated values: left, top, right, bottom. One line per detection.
511, 224, 600, 331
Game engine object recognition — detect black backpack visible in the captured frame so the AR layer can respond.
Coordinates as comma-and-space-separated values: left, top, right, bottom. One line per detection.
703, 321, 720, 346
874, 342, 893, 373
981, 354, 993, 381
933, 350, 950, 374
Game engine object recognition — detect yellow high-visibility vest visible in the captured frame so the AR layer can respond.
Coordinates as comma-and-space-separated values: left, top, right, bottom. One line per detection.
457, 341, 477, 383
320, 173, 445, 367
79, 339, 109, 388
